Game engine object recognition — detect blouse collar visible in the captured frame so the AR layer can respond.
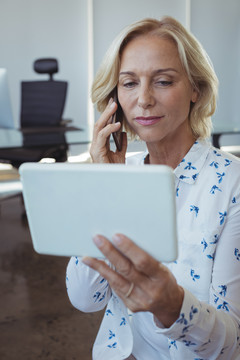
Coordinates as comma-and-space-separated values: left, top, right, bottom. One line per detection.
142, 139, 211, 185
174, 139, 211, 184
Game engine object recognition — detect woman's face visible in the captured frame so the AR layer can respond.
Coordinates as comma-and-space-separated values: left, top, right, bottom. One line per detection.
117, 35, 197, 145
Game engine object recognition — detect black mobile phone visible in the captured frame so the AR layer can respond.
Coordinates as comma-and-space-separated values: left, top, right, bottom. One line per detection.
111, 90, 124, 151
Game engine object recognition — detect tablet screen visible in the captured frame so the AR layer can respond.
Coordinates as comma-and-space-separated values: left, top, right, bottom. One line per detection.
20, 163, 178, 262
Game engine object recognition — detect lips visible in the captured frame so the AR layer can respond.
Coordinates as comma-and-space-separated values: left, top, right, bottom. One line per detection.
135, 116, 164, 126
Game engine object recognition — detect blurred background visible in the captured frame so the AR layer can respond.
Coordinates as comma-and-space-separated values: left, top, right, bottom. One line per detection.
0, 1, 239, 359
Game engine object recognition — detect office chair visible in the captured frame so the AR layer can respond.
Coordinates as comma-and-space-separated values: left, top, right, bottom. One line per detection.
0, 58, 70, 168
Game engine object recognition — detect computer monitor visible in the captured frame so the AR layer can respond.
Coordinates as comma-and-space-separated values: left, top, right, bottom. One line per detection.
0, 68, 15, 128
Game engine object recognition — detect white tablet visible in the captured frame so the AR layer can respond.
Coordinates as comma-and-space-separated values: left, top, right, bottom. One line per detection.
19, 163, 178, 262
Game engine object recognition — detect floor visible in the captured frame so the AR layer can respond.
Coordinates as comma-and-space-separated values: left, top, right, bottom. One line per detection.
0, 196, 104, 360
0, 142, 148, 360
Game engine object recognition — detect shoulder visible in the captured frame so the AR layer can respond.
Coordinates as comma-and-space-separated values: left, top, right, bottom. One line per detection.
204, 145, 240, 197
207, 145, 240, 170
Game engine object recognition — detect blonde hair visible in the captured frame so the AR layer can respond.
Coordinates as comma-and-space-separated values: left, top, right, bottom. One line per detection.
92, 16, 218, 139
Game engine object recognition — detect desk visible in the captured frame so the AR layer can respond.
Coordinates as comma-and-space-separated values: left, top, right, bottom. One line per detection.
2, 126, 240, 152
0, 127, 90, 199
0, 127, 89, 149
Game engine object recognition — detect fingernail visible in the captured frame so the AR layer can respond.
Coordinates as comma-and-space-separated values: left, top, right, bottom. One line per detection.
82, 256, 92, 266
93, 235, 104, 247
110, 101, 116, 109
112, 234, 122, 245
108, 97, 113, 106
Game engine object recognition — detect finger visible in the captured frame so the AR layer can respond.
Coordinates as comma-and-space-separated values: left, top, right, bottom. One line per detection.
112, 233, 163, 279
81, 255, 139, 299
96, 122, 122, 149
90, 121, 121, 161
92, 123, 121, 159
93, 100, 117, 140
92, 235, 139, 281
82, 253, 156, 314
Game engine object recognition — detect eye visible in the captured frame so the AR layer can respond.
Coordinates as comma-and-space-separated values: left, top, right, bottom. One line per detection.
123, 81, 137, 88
156, 80, 173, 87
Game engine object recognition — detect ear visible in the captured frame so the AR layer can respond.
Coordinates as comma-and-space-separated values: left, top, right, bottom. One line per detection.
191, 88, 198, 103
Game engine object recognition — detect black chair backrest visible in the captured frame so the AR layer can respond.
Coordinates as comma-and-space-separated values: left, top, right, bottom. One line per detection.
20, 58, 67, 128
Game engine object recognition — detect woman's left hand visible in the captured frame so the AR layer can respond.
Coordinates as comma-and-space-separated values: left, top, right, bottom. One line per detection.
82, 234, 184, 328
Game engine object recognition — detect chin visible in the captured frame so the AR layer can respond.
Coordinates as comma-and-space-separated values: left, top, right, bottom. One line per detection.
137, 131, 166, 144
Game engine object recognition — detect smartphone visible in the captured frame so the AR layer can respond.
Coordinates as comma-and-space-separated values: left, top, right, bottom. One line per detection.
111, 90, 124, 151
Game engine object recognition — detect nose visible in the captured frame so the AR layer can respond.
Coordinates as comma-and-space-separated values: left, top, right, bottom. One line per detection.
137, 85, 155, 109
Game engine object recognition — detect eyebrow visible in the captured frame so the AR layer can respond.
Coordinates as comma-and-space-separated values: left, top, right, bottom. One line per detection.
119, 68, 178, 76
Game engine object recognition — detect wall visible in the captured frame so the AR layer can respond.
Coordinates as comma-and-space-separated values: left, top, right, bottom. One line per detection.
0, 0, 239, 147
93, 0, 188, 73
191, 0, 240, 134
0, 0, 89, 132
0, 0, 189, 144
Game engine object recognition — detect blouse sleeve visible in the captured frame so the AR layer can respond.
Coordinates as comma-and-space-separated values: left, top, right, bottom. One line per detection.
154, 206, 240, 359
66, 256, 112, 313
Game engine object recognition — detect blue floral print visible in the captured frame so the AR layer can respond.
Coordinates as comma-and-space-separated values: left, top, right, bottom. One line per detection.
234, 248, 240, 261
176, 313, 188, 326
217, 301, 229, 312
213, 150, 222, 157
169, 340, 178, 349
209, 161, 219, 168
185, 162, 197, 170
224, 159, 232, 166
183, 340, 197, 347
180, 175, 190, 180
192, 173, 199, 181
189, 306, 198, 321
93, 290, 106, 302
176, 187, 179, 197
201, 239, 208, 251
210, 185, 222, 194
190, 269, 200, 281
106, 309, 113, 316
190, 205, 199, 217
93, 291, 101, 302
216, 172, 225, 183
120, 317, 126, 326
108, 330, 115, 340
219, 285, 227, 297
66, 139, 240, 360
219, 211, 227, 225
210, 234, 219, 244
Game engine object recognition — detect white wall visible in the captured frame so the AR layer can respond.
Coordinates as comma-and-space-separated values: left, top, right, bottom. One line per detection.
0, 0, 89, 131
93, 0, 188, 73
191, 0, 240, 132
0, 0, 240, 148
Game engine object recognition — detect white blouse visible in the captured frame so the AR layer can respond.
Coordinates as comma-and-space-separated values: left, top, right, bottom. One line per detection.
66, 139, 240, 360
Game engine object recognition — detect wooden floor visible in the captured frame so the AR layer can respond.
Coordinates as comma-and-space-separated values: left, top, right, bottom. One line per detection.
0, 196, 103, 360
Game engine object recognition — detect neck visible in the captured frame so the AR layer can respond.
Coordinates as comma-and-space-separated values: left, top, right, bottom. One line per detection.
146, 132, 196, 168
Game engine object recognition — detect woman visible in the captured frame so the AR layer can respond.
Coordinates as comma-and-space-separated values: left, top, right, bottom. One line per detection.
66, 17, 240, 359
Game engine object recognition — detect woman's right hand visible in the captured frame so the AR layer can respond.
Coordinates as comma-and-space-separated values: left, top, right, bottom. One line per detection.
90, 98, 128, 163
